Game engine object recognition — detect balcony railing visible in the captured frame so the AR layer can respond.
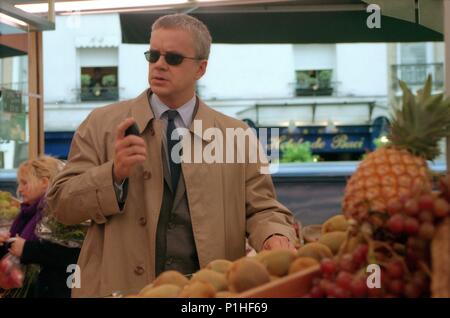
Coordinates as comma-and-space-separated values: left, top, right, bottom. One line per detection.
78, 86, 119, 102
391, 63, 444, 92
295, 86, 334, 97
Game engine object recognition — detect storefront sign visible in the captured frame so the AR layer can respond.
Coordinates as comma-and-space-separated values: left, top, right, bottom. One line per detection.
296, 134, 369, 153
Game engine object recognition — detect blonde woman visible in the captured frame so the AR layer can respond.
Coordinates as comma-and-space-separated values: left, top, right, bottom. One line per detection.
0, 155, 80, 298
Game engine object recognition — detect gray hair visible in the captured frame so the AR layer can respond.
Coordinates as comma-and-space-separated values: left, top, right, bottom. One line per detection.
151, 14, 212, 60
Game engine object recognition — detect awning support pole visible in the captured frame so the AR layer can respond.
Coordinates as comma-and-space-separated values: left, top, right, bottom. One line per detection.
445, 0, 450, 171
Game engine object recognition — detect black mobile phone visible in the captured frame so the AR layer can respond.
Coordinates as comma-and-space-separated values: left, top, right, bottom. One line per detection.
125, 123, 140, 137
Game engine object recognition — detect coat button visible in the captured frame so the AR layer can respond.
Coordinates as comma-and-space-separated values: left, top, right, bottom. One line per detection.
94, 213, 104, 222
143, 170, 152, 180
139, 217, 147, 226
134, 265, 145, 275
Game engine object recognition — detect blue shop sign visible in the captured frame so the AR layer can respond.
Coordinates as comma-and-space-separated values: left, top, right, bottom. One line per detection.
287, 132, 371, 153
251, 116, 389, 155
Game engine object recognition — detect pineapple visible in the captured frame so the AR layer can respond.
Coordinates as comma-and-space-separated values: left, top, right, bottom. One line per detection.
343, 76, 450, 221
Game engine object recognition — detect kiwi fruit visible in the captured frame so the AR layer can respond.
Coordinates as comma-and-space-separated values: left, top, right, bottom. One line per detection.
179, 281, 216, 298
215, 291, 238, 298
253, 250, 271, 263
288, 257, 319, 275
206, 259, 233, 274
258, 249, 296, 277
297, 242, 333, 261
322, 215, 349, 234
227, 258, 271, 293
124, 294, 142, 298
190, 269, 228, 291
270, 275, 280, 282
153, 270, 189, 288
342, 234, 364, 253
139, 284, 181, 298
319, 231, 347, 254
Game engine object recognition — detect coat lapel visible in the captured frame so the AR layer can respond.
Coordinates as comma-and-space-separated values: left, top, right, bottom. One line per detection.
130, 89, 154, 135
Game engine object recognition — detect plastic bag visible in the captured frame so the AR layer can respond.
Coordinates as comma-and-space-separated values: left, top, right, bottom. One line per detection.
35, 214, 89, 248
0, 253, 24, 290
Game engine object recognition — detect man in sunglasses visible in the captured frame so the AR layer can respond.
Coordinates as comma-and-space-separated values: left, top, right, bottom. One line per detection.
47, 13, 298, 298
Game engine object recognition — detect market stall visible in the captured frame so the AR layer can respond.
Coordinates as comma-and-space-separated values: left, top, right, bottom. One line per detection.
1, 0, 450, 299
124, 75, 450, 298
118, 0, 450, 298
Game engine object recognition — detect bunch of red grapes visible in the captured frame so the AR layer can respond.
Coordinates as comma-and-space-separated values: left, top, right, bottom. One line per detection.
305, 242, 430, 298
385, 192, 449, 240
306, 176, 450, 298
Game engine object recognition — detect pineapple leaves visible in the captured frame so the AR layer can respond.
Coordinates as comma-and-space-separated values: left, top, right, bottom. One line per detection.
416, 75, 433, 104
390, 75, 450, 160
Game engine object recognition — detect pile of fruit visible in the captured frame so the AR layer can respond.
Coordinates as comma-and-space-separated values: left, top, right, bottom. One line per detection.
129, 76, 450, 298
129, 212, 348, 298
307, 185, 449, 298
132, 248, 321, 298
0, 191, 20, 224
304, 76, 450, 298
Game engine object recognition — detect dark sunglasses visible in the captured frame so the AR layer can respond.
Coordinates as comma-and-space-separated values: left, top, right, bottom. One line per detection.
144, 50, 202, 66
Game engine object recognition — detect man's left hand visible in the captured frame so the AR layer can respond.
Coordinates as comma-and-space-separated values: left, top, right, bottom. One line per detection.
9, 236, 25, 258
262, 234, 296, 253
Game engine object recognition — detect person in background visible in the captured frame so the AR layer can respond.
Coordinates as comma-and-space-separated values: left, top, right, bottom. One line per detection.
0, 155, 81, 298
89, 67, 106, 97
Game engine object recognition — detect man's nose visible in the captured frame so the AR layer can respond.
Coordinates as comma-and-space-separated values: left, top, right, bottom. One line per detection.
153, 54, 168, 69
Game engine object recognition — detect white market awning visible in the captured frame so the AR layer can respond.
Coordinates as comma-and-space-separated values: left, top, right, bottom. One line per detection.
75, 35, 120, 48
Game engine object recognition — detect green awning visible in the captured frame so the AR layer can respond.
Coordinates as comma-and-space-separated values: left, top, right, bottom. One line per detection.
0, 44, 26, 58
120, 6, 443, 44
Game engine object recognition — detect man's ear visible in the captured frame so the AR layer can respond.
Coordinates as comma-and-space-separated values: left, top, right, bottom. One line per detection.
195, 59, 208, 80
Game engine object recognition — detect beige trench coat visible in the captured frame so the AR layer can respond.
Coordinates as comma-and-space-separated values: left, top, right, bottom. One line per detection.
46, 90, 297, 297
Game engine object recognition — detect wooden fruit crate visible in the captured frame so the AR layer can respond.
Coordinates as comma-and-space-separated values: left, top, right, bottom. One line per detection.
432, 217, 450, 297
238, 265, 320, 298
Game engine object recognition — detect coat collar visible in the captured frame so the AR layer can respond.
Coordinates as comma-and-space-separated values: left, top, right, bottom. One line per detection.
130, 89, 215, 142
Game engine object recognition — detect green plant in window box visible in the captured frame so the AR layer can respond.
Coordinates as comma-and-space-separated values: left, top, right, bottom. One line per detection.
318, 70, 332, 88
80, 74, 91, 87
296, 72, 311, 89
279, 139, 320, 163
102, 74, 117, 87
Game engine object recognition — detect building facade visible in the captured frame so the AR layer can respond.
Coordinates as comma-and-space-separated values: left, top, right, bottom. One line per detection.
18, 13, 443, 162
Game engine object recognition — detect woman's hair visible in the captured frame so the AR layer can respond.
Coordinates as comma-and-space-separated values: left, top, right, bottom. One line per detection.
16, 155, 65, 196
151, 14, 212, 60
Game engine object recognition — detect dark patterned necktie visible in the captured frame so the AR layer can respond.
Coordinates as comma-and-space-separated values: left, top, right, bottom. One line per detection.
166, 110, 181, 192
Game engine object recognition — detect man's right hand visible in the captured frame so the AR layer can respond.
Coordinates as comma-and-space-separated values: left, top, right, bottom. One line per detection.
113, 118, 147, 183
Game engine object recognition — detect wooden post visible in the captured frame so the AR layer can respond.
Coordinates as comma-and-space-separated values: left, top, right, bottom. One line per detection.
27, 31, 44, 160
446, 0, 450, 169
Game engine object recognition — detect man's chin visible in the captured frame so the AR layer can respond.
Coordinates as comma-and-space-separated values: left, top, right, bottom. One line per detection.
150, 86, 171, 97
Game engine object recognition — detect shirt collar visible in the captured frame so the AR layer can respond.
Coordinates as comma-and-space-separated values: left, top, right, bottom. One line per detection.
131, 89, 215, 142
150, 93, 196, 127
